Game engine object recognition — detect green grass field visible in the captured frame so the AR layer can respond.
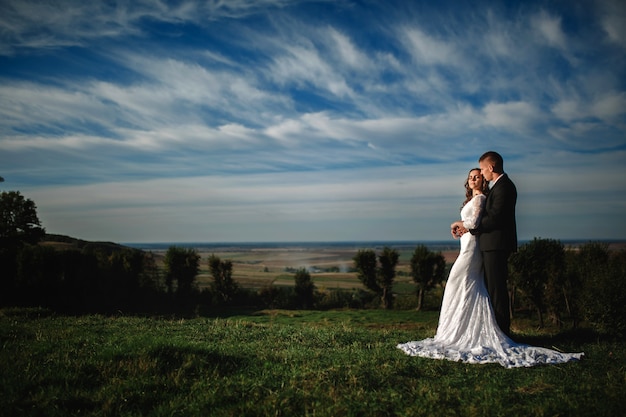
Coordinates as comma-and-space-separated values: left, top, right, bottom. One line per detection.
1, 307, 623, 417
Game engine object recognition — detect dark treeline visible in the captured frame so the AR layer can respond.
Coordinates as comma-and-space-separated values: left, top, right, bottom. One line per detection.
0, 240, 165, 314
0, 237, 381, 316
1, 235, 624, 339
508, 238, 626, 338
1, 190, 625, 338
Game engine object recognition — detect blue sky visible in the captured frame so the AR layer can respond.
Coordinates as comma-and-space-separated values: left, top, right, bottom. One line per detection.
1, 0, 625, 243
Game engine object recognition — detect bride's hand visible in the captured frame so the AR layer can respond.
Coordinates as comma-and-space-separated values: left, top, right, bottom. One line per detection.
450, 221, 465, 239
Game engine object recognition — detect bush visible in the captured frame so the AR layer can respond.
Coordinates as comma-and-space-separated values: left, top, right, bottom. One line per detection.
509, 238, 565, 327
409, 245, 445, 311
353, 247, 399, 310
258, 285, 294, 309
580, 249, 626, 338
294, 268, 315, 309
208, 254, 239, 302
315, 288, 377, 310
164, 246, 200, 297
509, 240, 626, 338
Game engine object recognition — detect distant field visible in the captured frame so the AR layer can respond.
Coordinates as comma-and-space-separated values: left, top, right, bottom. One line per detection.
142, 240, 626, 293
148, 245, 460, 292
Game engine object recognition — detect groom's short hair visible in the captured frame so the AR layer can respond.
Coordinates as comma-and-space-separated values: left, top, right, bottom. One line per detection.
479, 151, 504, 173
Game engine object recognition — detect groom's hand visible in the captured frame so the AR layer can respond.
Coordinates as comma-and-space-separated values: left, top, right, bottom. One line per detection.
450, 221, 467, 239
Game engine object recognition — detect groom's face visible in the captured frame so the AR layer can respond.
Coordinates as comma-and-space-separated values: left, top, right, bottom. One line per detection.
479, 160, 494, 181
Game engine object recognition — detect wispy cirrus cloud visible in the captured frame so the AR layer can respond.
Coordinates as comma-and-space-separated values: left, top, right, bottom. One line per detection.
1, 0, 624, 242
0, 0, 316, 54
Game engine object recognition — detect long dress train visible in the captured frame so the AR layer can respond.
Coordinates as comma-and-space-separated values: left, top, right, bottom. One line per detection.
397, 195, 584, 368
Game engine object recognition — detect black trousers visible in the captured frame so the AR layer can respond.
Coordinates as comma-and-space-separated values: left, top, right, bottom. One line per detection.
482, 250, 511, 336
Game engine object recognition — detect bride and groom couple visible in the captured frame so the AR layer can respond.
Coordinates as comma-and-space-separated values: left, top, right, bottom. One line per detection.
397, 151, 583, 368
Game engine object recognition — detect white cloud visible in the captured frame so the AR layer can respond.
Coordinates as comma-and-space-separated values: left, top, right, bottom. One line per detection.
25, 164, 463, 241
25, 150, 626, 242
590, 92, 626, 122
531, 10, 567, 50
0, 82, 115, 133
1, 0, 625, 242
269, 41, 355, 98
402, 28, 460, 66
547, 86, 625, 150
599, 0, 626, 48
0, 0, 309, 55
482, 101, 541, 131
551, 99, 582, 122
326, 27, 371, 70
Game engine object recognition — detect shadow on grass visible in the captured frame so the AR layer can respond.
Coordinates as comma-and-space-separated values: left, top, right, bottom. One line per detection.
512, 327, 606, 347
197, 305, 262, 318
108, 344, 251, 379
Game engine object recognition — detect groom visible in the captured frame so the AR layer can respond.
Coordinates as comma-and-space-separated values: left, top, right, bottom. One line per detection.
451, 151, 518, 335
471, 151, 517, 336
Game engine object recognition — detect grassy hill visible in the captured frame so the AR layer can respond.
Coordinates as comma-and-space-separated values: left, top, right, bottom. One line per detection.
41, 233, 135, 253
1, 308, 622, 417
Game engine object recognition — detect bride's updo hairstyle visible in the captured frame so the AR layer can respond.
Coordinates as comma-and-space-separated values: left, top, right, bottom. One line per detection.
461, 168, 489, 210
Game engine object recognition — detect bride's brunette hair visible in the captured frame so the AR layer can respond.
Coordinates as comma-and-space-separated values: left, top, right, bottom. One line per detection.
462, 168, 489, 210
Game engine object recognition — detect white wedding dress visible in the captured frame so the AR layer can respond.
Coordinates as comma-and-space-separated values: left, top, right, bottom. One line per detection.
397, 194, 584, 368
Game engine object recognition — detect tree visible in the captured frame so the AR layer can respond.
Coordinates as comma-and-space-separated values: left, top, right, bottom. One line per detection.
15, 244, 62, 306
353, 249, 379, 293
564, 242, 609, 328
378, 247, 399, 309
353, 246, 399, 309
410, 245, 446, 311
164, 246, 200, 297
0, 191, 45, 247
509, 238, 565, 327
0, 191, 45, 305
575, 243, 626, 337
105, 248, 147, 310
294, 268, 315, 309
208, 254, 239, 302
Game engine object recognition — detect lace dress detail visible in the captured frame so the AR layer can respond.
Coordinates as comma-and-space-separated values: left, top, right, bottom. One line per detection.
397, 195, 583, 368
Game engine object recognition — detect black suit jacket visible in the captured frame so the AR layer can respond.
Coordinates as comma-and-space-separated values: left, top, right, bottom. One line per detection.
471, 174, 517, 253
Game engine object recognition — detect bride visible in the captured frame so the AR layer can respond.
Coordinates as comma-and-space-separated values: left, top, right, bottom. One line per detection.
397, 168, 583, 368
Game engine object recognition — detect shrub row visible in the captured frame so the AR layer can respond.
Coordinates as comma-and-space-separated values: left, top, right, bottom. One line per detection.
509, 239, 626, 338
1, 239, 624, 338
